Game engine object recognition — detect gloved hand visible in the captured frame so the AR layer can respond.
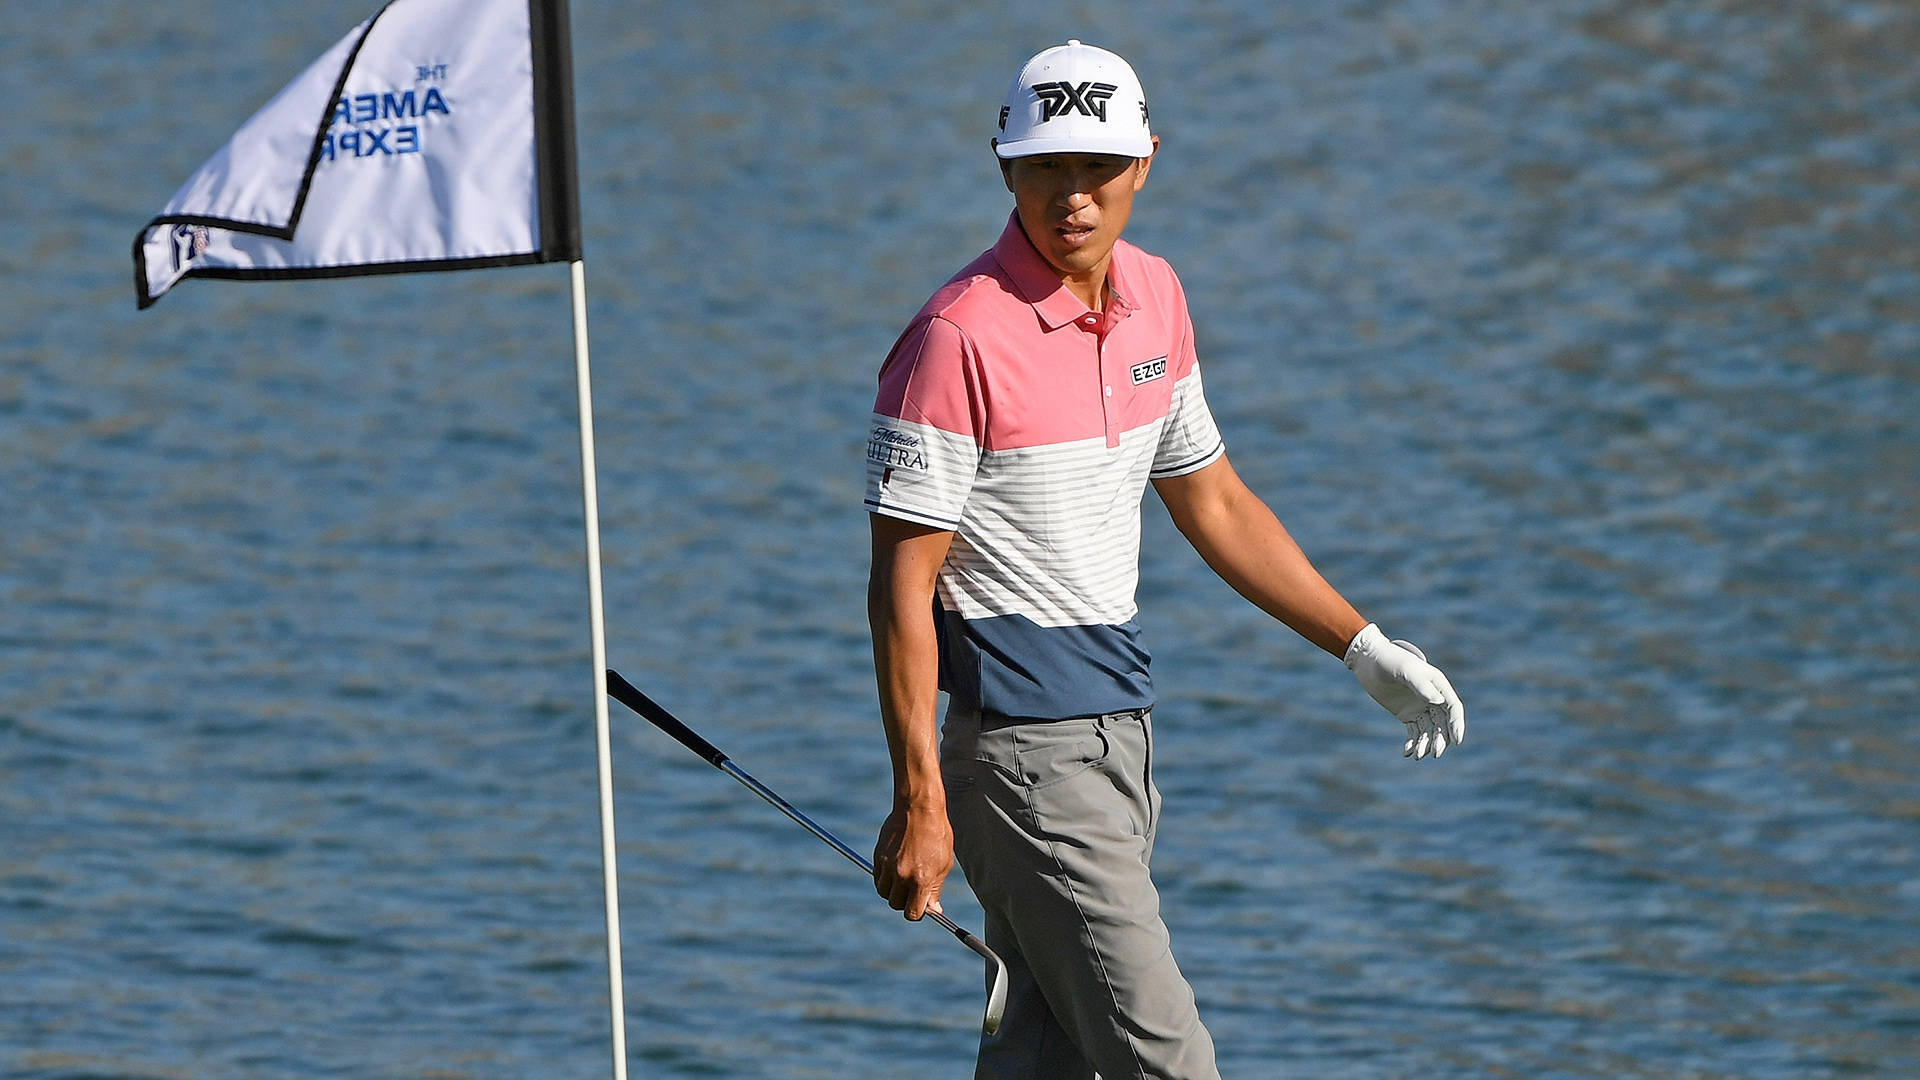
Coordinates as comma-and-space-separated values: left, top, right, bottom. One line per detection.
1344, 623, 1466, 759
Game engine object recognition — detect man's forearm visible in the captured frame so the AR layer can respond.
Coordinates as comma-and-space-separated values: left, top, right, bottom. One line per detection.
1193, 494, 1365, 656
867, 517, 958, 805
868, 583, 946, 809
867, 516, 959, 919
1156, 458, 1367, 657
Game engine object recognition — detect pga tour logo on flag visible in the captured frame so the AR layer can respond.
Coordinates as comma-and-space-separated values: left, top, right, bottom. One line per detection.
134, 0, 580, 308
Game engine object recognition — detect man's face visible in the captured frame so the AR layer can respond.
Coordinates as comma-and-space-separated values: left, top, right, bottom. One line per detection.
999, 143, 1157, 286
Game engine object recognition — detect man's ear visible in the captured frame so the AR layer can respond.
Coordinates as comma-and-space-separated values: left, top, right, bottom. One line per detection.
992, 139, 1016, 193
1132, 135, 1162, 192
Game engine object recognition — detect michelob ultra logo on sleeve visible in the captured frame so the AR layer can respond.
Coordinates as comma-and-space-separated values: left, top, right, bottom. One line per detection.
868, 426, 929, 472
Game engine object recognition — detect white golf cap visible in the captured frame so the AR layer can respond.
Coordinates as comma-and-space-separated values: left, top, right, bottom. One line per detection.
995, 40, 1153, 159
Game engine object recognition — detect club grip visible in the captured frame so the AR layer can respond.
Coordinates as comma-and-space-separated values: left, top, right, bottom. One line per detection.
605, 669, 729, 769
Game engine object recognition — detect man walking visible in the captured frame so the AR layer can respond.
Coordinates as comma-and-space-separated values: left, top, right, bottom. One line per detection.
865, 40, 1465, 1079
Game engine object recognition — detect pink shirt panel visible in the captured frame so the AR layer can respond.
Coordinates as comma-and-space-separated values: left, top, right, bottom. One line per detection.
873, 219, 1204, 455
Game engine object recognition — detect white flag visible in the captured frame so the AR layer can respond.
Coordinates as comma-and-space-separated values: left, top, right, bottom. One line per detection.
135, 0, 580, 308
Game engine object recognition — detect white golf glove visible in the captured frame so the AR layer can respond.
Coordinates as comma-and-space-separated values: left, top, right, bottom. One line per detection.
1344, 623, 1466, 759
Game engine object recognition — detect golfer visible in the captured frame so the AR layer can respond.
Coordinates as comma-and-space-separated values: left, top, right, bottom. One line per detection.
865, 40, 1465, 1079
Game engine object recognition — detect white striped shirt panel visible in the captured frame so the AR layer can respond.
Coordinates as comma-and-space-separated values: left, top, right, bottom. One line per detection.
868, 368, 1225, 628
940, 429, 1159, 627
1153, 366, 1227, 478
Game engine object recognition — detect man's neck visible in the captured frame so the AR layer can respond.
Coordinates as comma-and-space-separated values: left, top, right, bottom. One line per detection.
1061, 265, 1110, 312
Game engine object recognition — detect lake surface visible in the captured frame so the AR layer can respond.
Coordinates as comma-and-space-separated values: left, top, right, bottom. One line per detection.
2, 1, 1916, 1077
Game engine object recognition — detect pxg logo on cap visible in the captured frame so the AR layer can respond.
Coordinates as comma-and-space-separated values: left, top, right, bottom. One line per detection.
995, 39, 1152, 160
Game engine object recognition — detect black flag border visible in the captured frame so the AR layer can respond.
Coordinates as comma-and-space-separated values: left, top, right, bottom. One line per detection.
134, 0, 582, 309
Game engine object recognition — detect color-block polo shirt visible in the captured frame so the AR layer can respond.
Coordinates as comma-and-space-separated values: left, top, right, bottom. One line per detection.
866, 214, 1225, 721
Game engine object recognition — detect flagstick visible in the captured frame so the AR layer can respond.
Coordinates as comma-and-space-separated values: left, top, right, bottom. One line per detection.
569, 258, 630, 1080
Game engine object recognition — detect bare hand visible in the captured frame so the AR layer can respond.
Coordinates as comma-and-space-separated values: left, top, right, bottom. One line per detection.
872, 803, 952, 921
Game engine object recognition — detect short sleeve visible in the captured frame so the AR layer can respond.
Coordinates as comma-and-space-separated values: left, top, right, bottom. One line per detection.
1150, 293, 1224, 478
865, 316, 985, 530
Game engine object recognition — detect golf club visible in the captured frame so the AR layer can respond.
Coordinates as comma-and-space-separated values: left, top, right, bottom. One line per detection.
604, 668, 1009, 1037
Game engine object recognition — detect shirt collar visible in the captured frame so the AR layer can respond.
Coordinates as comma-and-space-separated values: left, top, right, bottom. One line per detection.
991, 213, 1136, 331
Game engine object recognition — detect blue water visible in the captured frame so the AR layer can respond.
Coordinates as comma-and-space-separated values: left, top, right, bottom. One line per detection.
3, 1, 1917, 1077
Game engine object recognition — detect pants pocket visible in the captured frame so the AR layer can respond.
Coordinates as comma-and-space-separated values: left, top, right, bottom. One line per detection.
1011, 720, 1110, 789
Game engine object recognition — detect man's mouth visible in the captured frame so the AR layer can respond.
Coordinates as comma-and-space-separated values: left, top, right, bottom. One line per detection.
1056, 220, 1096, 245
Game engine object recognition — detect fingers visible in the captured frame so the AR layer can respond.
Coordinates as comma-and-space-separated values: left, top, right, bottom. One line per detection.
1434, 671, 1466, 747
1405, 712, 1434, 759
1403, 703, 1452, 760
872, 835, 898, 903
904, 884, 944, 922
1396, 659, 1464, 761
876, 856, 942, 920
873, 821, 951, 922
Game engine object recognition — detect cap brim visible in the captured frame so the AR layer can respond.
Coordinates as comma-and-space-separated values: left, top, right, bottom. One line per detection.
995, 133, 1155, 159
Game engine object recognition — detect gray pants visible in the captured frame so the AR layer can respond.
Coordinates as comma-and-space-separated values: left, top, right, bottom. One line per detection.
941, 704, 1220, 1080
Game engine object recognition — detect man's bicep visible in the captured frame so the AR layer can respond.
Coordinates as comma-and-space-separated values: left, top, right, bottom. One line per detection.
868, 513, 954, 607
1151, 455, 1245, 534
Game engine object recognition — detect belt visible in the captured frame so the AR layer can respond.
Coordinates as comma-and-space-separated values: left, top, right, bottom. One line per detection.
975, 707, 1150, 732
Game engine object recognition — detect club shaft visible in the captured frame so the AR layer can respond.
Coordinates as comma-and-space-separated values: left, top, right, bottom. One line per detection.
605, 669, 1008, 1034
607, 669, 975, 940
719, 745, 1006, 1026
720, 760, 874, 874
718, 761, 973, 940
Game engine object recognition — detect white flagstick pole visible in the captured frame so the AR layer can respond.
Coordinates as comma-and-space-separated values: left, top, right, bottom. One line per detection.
568, 257, 630, 1080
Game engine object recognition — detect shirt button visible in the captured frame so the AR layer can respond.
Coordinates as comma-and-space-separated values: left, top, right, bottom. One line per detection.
1105, 385, 1113, 397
